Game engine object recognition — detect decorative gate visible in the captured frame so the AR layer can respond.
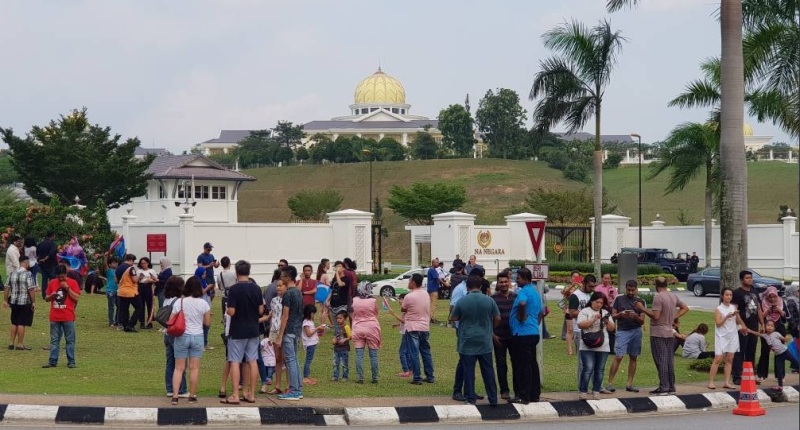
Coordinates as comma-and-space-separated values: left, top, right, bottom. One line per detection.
545, 225, 591, 263
371, 224, 383, 274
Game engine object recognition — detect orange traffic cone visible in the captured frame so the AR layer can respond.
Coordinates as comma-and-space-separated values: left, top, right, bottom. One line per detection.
732, 361, 766, 416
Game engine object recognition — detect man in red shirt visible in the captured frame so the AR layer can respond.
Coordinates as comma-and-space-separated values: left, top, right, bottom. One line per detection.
300, 264, 318, 308
42, 265, 81, 368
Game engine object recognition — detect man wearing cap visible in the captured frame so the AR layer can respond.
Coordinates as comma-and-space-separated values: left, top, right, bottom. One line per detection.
198, 242, 220, 301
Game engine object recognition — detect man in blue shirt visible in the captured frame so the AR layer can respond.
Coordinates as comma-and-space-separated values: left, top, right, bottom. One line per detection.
450, 275, 499, 405
426, 258, 440, 324
508, 267, 542, 404
197, 242, 219, 299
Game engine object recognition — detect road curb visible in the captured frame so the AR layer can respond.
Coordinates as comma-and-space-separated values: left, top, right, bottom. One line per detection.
0, 386, 796, 426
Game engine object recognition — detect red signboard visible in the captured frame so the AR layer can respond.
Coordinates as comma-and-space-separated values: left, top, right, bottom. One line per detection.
146, 234, 167, 253
525, 221, 546, 260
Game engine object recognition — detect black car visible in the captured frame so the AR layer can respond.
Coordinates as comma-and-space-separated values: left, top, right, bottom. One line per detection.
687, 267, 785, 297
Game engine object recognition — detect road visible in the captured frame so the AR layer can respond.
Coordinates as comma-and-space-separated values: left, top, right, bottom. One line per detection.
674, 289, 720, 311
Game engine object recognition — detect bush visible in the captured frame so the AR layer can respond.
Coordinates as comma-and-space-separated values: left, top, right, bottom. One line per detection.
603, 152, 623, 169
688, 357, 722, 373
509, 261, 663, 275
546, 272, 678, 285
563, 161, 588, 182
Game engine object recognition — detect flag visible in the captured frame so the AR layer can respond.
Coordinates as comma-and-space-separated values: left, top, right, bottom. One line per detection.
109, 236, 126, 260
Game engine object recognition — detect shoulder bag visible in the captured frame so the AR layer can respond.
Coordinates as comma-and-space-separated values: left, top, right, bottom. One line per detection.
166, 298, 186, 337
154, 299, 175, 328
581, 310, 606, 348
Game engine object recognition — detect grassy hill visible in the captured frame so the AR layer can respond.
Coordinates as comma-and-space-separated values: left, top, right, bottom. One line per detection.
238, 159, 799, 262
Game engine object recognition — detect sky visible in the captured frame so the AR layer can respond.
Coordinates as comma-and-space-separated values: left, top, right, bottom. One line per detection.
0, 0, 793, 153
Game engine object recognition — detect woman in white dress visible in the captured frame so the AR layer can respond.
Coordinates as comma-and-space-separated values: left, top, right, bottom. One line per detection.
708, 287, 743, 389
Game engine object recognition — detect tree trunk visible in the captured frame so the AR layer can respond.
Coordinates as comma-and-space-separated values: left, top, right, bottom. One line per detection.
719, 0, 748, 289
704, 162, 713, 268
593, 105, 603, 277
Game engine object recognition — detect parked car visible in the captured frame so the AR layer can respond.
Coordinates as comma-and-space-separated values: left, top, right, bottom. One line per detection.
370, 268, 426, 298
687, 267, 785, 297
620, 247, 691, 281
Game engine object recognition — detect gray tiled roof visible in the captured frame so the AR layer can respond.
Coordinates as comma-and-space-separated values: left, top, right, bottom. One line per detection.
303, 120, 439, 130
134, 147, 170, 156
146, 155, 255, 182
556, 132, 634, 143
202, 130, 254, 144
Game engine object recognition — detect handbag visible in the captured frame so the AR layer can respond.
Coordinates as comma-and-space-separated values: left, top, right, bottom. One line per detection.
154, 300, 175, 328
581, 310, 606, 348
166, 298, 186, 337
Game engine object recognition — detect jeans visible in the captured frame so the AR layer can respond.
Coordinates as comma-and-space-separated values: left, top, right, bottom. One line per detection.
49, 321, 76, 366
405, 331, 434, 382
257, 354, 268, 384
733, 331, 759, 382
40, 266, 55, 299
452, 355, 464, 395
203, 325, 210, 347
282, 333, 302, 394
461, 353, 497, 404
510, 334, 541, 402
106, 292, 118, 326
333, 350, 350, 380
493, 337, 512, 395
356, 348, 379, 382
573, 334, 583, 385
164, 335, 187, 394
579, 350, 609, 393
304, 344, 318, 378
398, 334, 412, 372
30, 264, 40, 287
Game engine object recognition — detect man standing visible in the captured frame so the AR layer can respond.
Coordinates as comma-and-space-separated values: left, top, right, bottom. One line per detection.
731, 270, 760, 385
689, 252, 700, 273
5, 235, 21, 282
569, 274, 596, 383
197, 243, 219, 300
465, 255, 483, 276
452, 254, 464, 272
42, 265, 81, 368
300, 264, 317, 309
606, 280, 646, 393
403, 273, 435, 385
508, 268, 543, 404
491, 270, 516, 400
426, 258, 441, 324
448, 270, 477, 402
223, 260, 264, 404
4, 256, 36, 350
637, 277, 688, 395
277, 265, 304, 401
36, 232, 58, 298
450, 275, 500, 406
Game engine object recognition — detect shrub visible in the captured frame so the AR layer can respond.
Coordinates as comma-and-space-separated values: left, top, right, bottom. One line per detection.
563, 161, 588, 182
546, 272, 678, 285
509, 261, 663, 275
688, 357, 722, 373
603, 152, 623, 169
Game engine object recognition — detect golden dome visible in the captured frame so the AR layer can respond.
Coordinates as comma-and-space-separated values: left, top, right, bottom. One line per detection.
743, 123, 754, 136
354, 68, 406, 104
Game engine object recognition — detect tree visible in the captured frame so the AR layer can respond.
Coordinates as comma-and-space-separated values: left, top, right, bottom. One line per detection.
650, 122, 719, 268
376, 137, 406, 161
0, 151, 18, 185
603, 152, 623, 169
308, 133, 333, 164
475, 89, 527, 159
286, 189, 344, 221
409, 130, 440, 160
0, 108, 154, 209
233, 130, 275, 168
272, 121, 305, 149
295, 146, 310, 163
607, 0, 748, 304
387, 182, 467, 225
438, 104, 476, 157
525, 187, 617, 225
530, 19, 627, 276
207, 152, 237, 168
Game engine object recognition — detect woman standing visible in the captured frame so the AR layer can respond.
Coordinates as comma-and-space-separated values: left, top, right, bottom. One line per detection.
757, 286, 785, 382
708, 287, 741, 389
316, 260, 331, 324
170, 276, 211, 405
163, 276, 187, 397
194, 267, 213, 350
576, 292, 616, 400
136, 257, 158, 329
156, 257, 173, 309
351, 282, 382, 384
326, 261, 351, 324
23, 237, 38, 286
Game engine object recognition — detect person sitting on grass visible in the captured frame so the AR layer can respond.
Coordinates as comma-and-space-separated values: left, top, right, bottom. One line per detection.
681, 323, 714, 359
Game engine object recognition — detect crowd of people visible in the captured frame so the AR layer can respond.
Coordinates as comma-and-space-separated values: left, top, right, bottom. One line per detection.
3, 238, 800, 404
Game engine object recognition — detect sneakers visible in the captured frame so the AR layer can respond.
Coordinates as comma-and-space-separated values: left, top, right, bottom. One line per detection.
579, 393, 588, 400
593, 392, 601, 400
605, 384, 616, 393
277, 391, 303, 401
626, 385, 640, 393
599, 388, 613, 394
649, 389, 668, 396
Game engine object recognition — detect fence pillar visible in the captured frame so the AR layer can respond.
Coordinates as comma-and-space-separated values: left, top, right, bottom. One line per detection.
782, 216, 797, 281
592, 215, 632, 262
328, 209, 373, 274
121, 214, 137, 250
431, 211, 476, 270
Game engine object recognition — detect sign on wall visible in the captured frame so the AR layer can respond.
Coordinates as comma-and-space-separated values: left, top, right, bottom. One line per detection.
146, 234, 167, 253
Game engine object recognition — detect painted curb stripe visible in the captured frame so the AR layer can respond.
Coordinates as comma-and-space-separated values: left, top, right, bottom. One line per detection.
56, 406, 105, 424
617, 397, 658, 413
2, 405, 58, 422
156, 407, 207, 426
476, 403, 520, 421
0, 404, 6, 422
395, 406, 439, 423
205, 407, 261, 425
676, 394, 713, 409
259, 406, 320, 425
550, 400, 595, 417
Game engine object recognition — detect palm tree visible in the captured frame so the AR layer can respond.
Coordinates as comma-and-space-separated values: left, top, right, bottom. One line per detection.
608, 0, 747, 289
650, 123, 719, 268
530, 19, 627, 276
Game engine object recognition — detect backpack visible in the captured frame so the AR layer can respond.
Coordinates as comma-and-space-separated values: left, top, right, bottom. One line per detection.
154, 299, 175, 328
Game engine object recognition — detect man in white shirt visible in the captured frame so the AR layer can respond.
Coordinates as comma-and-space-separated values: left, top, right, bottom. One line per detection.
5, 235, 22, 277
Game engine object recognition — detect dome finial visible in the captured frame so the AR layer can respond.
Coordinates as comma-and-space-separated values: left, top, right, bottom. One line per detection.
377, 59, 382, 73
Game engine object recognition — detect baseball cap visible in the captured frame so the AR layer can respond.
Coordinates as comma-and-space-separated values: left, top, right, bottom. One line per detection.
203, 242, 213, 249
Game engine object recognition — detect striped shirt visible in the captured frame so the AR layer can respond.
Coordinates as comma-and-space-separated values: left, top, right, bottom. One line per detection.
491, 290, 517, 339
7, 269, 35, 305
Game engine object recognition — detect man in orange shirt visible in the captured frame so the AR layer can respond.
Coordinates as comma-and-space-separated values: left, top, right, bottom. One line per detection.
42, 265, 81, 368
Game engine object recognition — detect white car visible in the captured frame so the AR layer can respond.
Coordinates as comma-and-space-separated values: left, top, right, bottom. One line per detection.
371, 268, 428, 297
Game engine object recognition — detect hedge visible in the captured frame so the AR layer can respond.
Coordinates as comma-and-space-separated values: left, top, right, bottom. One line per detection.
508, 260, 664, 275
547, 272, 679, 286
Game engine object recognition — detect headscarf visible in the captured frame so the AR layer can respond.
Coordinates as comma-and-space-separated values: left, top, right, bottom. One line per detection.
194, 266, 208, 289
760, 286, 783, 319
356, 281, 372, 299
784, 285, 798, 304
159, 257, 172, 270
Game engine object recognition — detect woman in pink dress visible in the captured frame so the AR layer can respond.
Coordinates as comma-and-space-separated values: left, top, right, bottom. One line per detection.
350, 282, 382, 384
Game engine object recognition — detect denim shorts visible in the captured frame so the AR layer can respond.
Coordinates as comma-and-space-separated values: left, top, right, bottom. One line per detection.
614, 328, 643, 357
174, 334, 204, 359
227, 337, 259, 362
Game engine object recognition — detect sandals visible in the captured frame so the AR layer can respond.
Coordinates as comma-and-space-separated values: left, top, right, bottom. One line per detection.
266, 388, 282, 395
220, 398, 240, 405
707, 385, 716, 390
218, 391, 227, 399
171, 397, 179, 406
188, 396, 198, 403
243, 397, 256, 404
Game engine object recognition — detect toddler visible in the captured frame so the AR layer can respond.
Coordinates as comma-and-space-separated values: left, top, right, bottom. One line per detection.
332, 311, 351, 382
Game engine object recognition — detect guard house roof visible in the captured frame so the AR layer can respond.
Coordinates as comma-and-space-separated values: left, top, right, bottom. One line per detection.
146, 155, 255, 182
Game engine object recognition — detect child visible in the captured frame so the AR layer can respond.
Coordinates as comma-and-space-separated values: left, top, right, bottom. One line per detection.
332, 311, 351, 382
746, 320, 799, 390
259, 337, 276, 393
100, 257, 119, 328
385, 294, 412, 377
302, 304, 326, 385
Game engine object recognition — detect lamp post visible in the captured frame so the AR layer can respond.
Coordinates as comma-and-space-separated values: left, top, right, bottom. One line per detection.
631, 133, 643, 248
362, 149, 374, 213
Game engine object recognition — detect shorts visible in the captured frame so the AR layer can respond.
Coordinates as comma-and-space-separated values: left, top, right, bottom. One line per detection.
227, 337, 260, 362
10, 304, 34, 326
614, 328, 643, 357
174, 334, 205, 359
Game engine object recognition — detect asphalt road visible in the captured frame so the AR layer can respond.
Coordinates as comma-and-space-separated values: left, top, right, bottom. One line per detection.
675, 289, 721, 311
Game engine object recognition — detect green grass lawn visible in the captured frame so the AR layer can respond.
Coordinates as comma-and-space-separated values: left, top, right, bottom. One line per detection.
0, 291, 717, 398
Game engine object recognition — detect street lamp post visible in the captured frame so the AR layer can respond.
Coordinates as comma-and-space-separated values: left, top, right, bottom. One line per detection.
363, 149, 374, 213
631, 133, 643, 248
